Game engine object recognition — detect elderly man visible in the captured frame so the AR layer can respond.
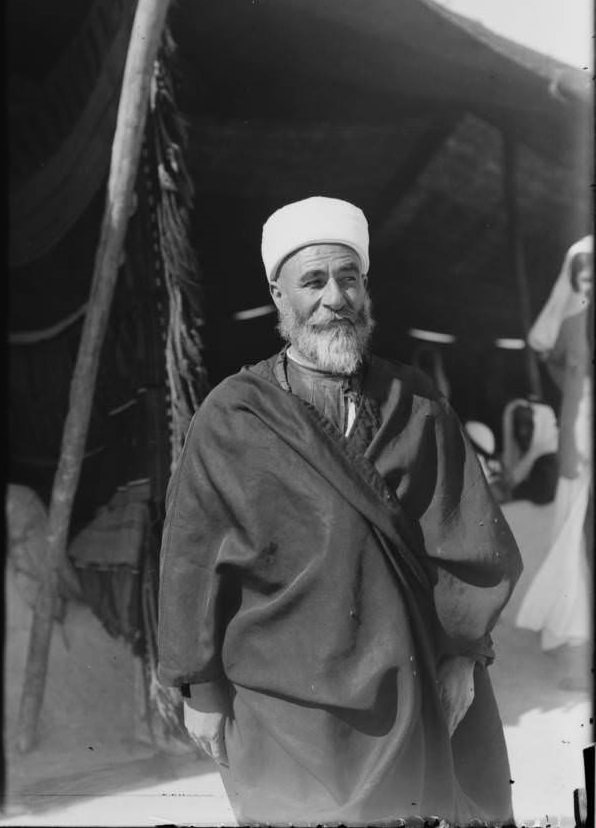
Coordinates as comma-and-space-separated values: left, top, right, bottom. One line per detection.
158, 197, 522, 825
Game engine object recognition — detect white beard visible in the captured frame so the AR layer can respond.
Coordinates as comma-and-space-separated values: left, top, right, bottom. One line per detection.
277, 293, 375, 375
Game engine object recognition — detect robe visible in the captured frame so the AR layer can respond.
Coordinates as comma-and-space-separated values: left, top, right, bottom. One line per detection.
158, 353, 522, 824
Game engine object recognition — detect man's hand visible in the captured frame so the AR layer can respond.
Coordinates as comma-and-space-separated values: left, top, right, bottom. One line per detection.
436, 655, 476, 737
183, 703, 229, 767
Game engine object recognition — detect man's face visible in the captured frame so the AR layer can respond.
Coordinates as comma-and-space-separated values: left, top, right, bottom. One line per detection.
270, 243, 374, 374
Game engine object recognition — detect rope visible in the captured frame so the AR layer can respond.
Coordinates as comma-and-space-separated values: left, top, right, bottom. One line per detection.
9, 304, 87, 345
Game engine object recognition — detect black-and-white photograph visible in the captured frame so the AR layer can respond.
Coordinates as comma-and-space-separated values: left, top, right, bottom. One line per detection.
5, 1, 594, 825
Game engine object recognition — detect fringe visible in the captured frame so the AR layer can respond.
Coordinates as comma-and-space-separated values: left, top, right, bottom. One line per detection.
141, 25, 210, 742
150, 26, 210, 469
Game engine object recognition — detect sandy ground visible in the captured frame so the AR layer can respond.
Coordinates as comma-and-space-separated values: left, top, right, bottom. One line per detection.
2, 500, 593, 827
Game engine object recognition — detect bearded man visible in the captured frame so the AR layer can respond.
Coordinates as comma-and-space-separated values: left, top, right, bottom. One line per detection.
158, 197, 522, 825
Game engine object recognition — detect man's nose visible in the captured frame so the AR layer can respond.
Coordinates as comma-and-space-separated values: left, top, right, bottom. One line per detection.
321, 277, 346, 310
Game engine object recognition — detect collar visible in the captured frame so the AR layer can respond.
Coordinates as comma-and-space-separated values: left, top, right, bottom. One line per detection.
273, 346, 366, 395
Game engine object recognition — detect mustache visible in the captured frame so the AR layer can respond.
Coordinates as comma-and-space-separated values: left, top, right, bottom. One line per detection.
305, 308, 360, 328
276, 291, 375, 375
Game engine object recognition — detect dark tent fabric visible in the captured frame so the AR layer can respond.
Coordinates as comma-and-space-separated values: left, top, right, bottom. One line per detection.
8, 0, 592, 520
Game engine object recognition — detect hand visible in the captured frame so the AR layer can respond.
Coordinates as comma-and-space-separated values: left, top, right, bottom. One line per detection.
183, 703, 229, 767
436, 656, 475, 737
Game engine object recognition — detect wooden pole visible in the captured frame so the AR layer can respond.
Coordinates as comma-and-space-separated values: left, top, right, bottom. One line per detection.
16, 0, 172, 753
503, 136, 543, 399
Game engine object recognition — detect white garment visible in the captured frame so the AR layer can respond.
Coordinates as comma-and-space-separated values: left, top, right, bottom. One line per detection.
515, 237, 593, 650
345, 397, 357, 437
515, 452, 591, 650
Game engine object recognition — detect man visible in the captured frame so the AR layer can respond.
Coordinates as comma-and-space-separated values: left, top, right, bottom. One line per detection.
158, 197, 522, 824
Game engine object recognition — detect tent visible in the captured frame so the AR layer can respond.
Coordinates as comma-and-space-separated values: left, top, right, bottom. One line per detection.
7, 0, 592, 749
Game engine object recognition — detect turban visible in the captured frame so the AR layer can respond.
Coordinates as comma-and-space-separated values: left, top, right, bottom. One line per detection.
261, 196, 369, 282
464, 421, 496, 458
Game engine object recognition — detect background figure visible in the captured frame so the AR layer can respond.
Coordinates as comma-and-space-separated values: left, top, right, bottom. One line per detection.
412, 343, 451, 399
501, 399, 559, 505
515, 237, 593, 683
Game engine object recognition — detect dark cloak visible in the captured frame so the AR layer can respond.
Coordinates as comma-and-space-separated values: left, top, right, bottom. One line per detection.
158, 354, 522, 824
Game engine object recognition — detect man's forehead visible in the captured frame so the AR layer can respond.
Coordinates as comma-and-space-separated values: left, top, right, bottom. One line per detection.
293, 243, 360, 269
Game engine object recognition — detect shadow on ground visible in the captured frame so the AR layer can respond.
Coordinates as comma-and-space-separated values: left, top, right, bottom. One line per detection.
7, 749, 211, 818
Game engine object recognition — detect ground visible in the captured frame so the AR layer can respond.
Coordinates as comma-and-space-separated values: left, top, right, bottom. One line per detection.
2, 500, 593, 827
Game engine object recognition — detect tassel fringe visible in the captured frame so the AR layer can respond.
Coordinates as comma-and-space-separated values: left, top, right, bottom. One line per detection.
150, 27, 209, 468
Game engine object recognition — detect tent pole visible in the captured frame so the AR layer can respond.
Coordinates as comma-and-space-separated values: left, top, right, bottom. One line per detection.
503, 136, 543, 399
16, 0, 172, 754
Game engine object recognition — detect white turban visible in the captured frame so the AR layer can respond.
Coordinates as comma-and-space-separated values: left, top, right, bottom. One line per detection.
261, 196, 369, 282
464, 421, 496, 457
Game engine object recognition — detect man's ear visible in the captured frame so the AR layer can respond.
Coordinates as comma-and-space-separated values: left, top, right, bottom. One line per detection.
269, 279, 283, 308
362, 274, 369, 290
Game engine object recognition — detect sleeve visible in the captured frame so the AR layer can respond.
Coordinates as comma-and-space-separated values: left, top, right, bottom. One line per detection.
419, 398, 523, 666
157, 408, 237, 705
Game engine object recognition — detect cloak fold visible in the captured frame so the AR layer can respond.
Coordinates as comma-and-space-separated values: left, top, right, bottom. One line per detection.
158, 354, 521, 823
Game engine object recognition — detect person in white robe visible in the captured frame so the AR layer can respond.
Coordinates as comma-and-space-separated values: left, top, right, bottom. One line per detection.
515, 237, 593, 677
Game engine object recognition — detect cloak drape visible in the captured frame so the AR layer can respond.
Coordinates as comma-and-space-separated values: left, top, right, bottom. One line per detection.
158, 354, 521, 823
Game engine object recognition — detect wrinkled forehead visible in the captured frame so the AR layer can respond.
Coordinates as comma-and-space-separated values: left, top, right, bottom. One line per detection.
284, 243, 362, 274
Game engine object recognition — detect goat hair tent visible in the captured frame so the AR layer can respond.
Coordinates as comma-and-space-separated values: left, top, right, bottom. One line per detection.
7, 0, 592, 744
